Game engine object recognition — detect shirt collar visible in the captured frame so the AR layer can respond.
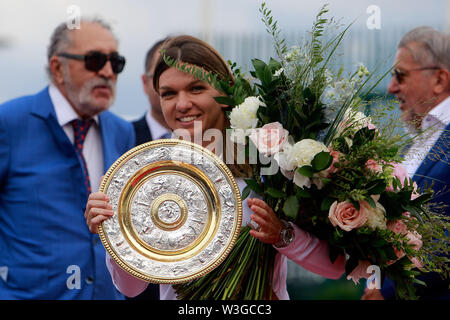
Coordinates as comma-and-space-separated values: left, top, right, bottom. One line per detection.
145, 108, 170, 139
425, 96, 450, 128
48, 84, 99, 127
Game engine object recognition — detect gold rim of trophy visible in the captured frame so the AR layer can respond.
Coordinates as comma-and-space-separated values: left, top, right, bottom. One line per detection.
98, 139, 243, 284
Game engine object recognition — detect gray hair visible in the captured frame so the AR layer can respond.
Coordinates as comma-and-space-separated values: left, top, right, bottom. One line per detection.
398, 26, 450, 71
46, 17, 117, 82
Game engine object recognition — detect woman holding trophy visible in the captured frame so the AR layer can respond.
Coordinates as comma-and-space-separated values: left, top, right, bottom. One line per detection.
84, 35, 345, 300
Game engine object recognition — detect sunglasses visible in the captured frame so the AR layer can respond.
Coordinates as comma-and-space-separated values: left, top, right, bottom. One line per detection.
390, 66, 440, 83
57, 51, 126, 74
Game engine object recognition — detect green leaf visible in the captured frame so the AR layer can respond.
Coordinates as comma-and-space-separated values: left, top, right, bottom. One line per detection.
320, 197, 335, 211
262, 65, 273, 86
365, 195, 376, 209
411, 192, 433, 206
268, 57, 281, 72
297, 165, 314, 178
366, 179, 387, 195
214, 96, 235, 106
266, 187, 286, 199
241, 186, 251, 200
283, 195, 299, 219
413, 278, 427, 287
244, 178, 263, 194
252, 58, 267, 80
352, 127, 376, 149
296, 188, 311, 198
311, 151, 333, 172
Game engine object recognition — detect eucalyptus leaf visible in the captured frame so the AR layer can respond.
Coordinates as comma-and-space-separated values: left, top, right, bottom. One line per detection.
283, 195, 300, 219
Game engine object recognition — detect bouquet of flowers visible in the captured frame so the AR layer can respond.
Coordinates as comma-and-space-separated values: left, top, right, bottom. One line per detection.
172, 3, 449, 300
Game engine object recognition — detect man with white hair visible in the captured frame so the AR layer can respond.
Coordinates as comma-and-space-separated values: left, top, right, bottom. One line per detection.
0, 19, 134, 299
363, 26, 450, 300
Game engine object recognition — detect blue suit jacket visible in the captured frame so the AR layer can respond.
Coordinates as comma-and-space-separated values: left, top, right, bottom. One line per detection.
0, 87, 135, 299
413, 122, 450, 214
382, 123, 450, 299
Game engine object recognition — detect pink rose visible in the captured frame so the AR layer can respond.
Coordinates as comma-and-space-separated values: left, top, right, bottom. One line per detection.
328, 200, 369, 232
249, 122, 289, 157
365, 159, 382, 174
387, 219, 408, 235
347, 260, 372, 284
386, 162, 409, 190
393, 163, 409, 184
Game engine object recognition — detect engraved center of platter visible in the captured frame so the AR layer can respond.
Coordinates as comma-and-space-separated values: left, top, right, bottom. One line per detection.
158, 200, 181, 223
130, 174, 210, 252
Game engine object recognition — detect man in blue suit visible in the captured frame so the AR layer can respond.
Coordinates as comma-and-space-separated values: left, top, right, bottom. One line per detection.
363, 26, 450, 300
0, 18, 134, 299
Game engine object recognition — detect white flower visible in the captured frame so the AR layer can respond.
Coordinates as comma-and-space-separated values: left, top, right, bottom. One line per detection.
274, 68, 284, 77
284, 46, 300, 62
364, 200, 387, 230
276, 139, 329, 188
229, 96, 265, 131
294, 171, 311, 188
287, 139, 329, 169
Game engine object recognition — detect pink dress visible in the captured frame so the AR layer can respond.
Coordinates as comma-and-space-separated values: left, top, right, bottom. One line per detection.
106, 178, 345, 300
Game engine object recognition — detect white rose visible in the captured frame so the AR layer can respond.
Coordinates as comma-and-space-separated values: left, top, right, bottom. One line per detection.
229, 96, 266, 131
287, 139, 329, 169
277, 139, 329, 188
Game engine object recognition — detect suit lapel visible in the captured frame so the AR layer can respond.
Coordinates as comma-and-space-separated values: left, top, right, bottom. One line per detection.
99, 112, 117, 173
30, 87, 74, 157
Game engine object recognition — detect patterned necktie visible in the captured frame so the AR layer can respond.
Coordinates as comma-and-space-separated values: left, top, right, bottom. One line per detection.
72, 119, 94, 195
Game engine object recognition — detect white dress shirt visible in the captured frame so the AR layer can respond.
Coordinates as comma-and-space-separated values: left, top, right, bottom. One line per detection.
402, 97, 450, 176
145, 109, 170, 140
49, 85, 104, 193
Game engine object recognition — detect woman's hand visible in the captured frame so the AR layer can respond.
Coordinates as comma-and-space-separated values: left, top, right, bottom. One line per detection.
247, 198, 283, 245
84, 192, 114, 234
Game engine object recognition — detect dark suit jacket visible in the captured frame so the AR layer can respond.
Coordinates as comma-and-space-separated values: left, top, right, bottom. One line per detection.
382, 123, 450, 300
132, 115, 153, 146
0, 87, 135, 299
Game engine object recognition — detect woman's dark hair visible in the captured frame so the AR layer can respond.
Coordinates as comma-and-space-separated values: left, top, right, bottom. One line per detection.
152, 35, 233, 93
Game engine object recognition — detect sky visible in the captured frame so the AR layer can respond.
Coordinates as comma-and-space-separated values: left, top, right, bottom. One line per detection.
0, 0, 448, 119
